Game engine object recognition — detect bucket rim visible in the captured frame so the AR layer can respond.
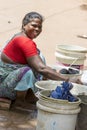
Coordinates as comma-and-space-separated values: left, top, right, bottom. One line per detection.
39, 90, 81, 104
56, 44, 87, 53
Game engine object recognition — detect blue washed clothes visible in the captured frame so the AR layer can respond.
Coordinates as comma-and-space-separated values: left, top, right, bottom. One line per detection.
50, 81, 78, 102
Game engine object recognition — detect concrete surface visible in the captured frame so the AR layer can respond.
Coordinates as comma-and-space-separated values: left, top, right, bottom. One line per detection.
0, 0, 87, 129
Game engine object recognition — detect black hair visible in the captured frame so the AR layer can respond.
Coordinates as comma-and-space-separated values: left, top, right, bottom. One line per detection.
22, 12, 44, 29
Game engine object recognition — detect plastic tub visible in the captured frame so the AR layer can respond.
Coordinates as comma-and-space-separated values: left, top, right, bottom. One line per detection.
59, 71, 82, 82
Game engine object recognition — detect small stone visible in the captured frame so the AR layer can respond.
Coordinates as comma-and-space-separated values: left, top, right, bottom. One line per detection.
8, 21, 11, 23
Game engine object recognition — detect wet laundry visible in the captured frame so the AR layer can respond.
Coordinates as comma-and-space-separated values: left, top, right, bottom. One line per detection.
50, 81, 78, 102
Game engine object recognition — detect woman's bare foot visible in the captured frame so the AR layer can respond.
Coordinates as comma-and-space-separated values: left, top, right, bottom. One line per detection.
11, 97, 37, 111
25, 88, 39, 104
11, 89, 38, 110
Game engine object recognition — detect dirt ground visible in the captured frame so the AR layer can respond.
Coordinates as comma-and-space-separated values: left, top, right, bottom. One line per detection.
0, 108, 37, 130
0, 0, 87, 129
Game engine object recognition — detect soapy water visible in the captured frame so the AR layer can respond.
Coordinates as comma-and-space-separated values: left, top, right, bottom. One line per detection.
50, 81, 78, 102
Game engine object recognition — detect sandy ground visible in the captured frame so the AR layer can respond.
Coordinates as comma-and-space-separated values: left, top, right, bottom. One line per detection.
0, 0, 87, 66
0, 0, 87, 129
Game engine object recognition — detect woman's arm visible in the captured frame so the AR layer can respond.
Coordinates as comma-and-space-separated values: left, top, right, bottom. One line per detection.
27, 55, 68, 81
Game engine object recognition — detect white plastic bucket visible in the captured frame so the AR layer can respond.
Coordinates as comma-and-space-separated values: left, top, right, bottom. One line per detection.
36, 90, 81, 130
55, 44, 87, 70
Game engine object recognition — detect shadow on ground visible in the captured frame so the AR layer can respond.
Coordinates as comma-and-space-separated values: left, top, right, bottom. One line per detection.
0, 108, 37, 130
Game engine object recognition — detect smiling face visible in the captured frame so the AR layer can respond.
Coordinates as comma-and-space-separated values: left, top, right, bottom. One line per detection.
23, 18, 42, 39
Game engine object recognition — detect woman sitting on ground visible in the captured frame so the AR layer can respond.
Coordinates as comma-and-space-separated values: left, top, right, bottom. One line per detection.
0, 12, 73, 107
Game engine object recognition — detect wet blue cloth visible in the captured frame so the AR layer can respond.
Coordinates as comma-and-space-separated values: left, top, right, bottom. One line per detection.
50, 81, 78, 102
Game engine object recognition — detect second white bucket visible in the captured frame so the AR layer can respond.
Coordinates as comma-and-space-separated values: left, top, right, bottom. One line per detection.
55, 44, 87, 70
36, 90, 81, 130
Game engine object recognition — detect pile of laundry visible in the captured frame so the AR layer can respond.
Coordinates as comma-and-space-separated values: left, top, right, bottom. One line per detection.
50, 81, 78, 102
